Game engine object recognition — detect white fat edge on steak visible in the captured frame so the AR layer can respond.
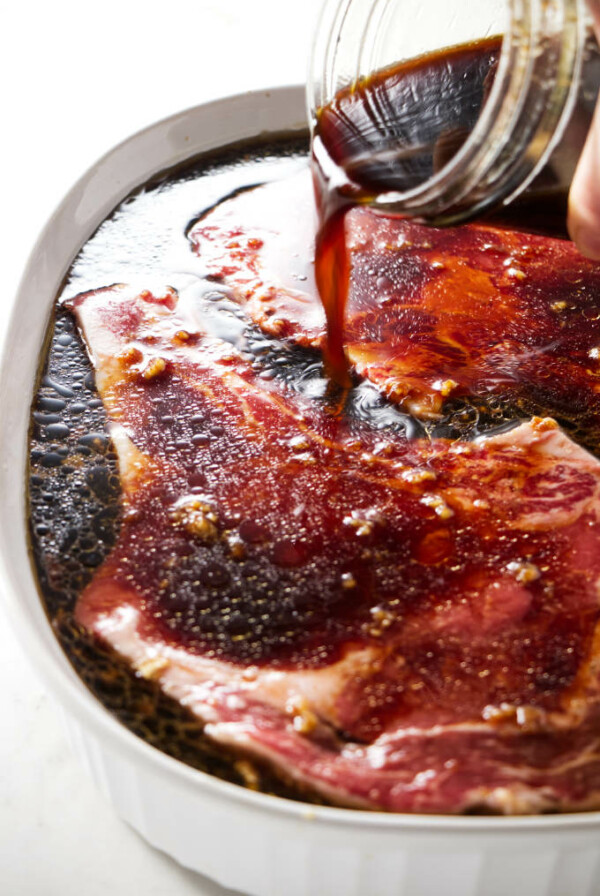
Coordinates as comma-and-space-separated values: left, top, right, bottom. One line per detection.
69, 283, 600, 812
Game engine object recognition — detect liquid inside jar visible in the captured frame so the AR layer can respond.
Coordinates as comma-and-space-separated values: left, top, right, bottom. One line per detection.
312, 33, 600, 382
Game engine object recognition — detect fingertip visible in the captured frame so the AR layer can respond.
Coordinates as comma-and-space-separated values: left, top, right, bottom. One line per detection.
568, 98, 600, 259
568, 203, 600, 261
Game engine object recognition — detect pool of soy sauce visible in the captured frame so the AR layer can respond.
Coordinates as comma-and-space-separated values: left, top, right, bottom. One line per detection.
28, 132, 577, 802
28, 136, 339, 802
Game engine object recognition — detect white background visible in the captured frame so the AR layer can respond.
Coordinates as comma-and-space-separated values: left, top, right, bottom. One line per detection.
0, 2, 322, 893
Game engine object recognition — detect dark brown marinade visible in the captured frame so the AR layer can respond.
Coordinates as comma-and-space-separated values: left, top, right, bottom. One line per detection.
26, 128, 600, 810
312, 39, 503, 383
314, 37, 501, 201
27, 136, 336, 804
312, 34, 600, 383
313, 32, 599, 231
28, 134, 519, 804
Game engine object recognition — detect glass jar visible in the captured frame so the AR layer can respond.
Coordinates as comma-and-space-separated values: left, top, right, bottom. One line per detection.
308, 0, 600, 229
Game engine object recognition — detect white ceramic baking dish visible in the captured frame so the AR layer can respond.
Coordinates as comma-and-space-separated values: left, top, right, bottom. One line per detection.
2, 86, 600, 896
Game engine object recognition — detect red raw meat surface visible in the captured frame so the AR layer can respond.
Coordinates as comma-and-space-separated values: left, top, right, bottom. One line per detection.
69, 216, 600, 811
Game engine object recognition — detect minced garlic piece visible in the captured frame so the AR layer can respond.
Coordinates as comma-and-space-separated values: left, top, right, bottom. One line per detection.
289, 435, 311, 452
118, 345, 143, 366
506, 560, 541, 584
141, 357, 167, 380
421, 493, 454, 519
286, 696, 318, 734
135, 655, 170, 681
343, 509, 385, 537
173, 329, 192, 343
401, 467, 437, 484
170, 496, 218, 541
432, 378, 458, 397
234, 760, 260, 790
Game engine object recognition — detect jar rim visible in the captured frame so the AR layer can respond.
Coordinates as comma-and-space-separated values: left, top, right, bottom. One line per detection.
308, 0, 587, 225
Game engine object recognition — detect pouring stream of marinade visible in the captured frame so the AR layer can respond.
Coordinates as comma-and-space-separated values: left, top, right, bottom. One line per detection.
311, 33, 600, 386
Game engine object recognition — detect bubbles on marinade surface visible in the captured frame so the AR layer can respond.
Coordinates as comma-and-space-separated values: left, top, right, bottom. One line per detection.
29, 313, 121, 584
28, 138, 338, 803
28, 133, 600, 802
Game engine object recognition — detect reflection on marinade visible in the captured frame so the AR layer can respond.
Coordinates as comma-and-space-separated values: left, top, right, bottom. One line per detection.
190, 169, 600, 447
29, 137, 600, 813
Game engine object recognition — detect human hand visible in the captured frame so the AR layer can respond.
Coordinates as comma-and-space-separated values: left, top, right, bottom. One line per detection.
568, 1, 600, 258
